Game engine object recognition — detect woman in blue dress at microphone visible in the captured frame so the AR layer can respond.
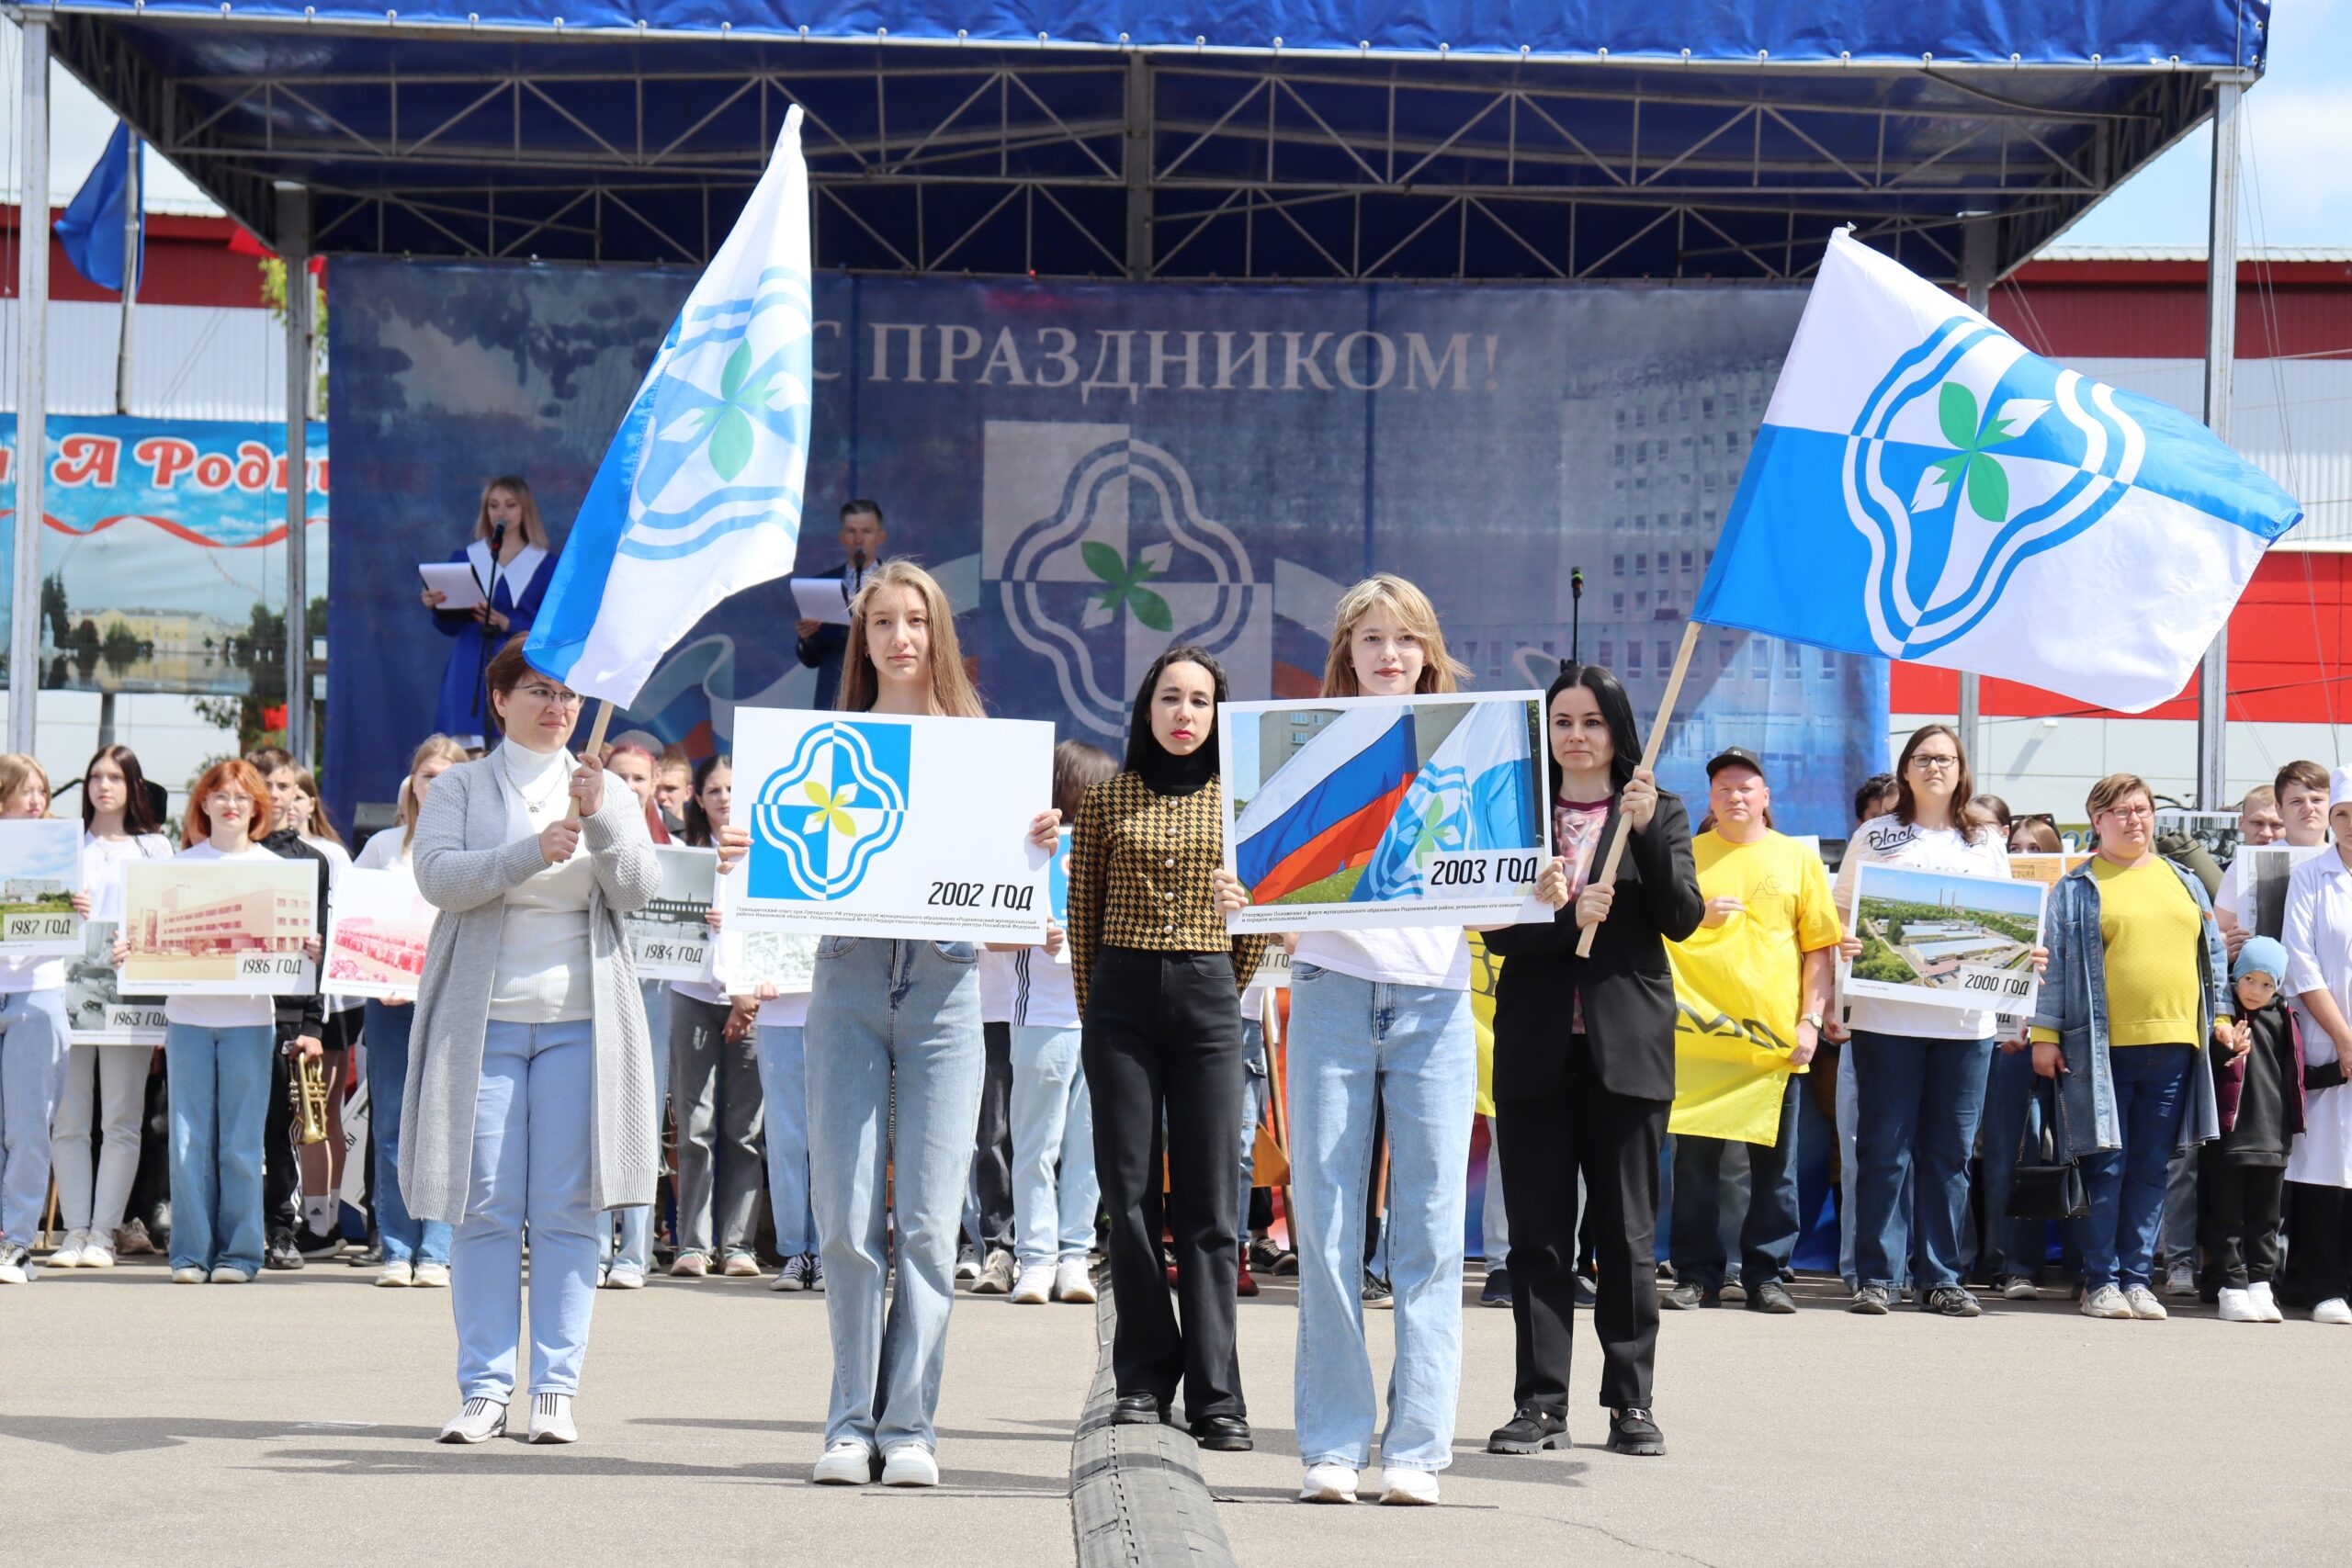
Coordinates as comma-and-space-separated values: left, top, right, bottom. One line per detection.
421, 476, 560, 750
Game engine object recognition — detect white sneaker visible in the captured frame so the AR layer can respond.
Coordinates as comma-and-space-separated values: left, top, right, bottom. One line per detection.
526, 1393, 578, 1444
2218, 1286, 2259, 1322
1298, 1462, 1360, 1503
79, 1233, 116, 1269
812, 1439, 876, 1485
2313, 1297, 2352, 1325
2164, 1258, 2198, 1297
209, 1265, 254, 1284
1055, 1259, 1097, 1303
880, 1443, 939, 1487
437, 1397, 508, 1443
954, 1247, 981, 1282
170, 1265, 209, 1284
2124, 1286, 2168, 1321
412, 1262, 450, 1289
604, 1268, 645, 1290
376, 1260, 415, 1288
2080, 1284, 2133, 1319
0, 1243, 32, 1283
1011, 1264, 1054, 1304
1378, 1467, 1441, 1506
2250, 1280, 2286, 1323
49, 1230, 88, 1268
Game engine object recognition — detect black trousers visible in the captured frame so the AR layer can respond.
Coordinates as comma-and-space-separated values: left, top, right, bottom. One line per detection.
2284, 1181, 2352, 1304
1084, 948, 1246, 1421
968, 1021, 1014, 1256
1496, 1032, 1668, 1414
2199, 1155, 2285, 1288
266, 1047, 299, 1233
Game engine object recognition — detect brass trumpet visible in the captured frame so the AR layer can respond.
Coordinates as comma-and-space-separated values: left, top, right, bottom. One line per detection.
290, 1050, 332, 1145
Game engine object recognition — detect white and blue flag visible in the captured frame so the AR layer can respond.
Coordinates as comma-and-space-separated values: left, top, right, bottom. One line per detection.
1693, 230, 2301, 713
1356, 698, 1537, 902
526, 106, 812, 705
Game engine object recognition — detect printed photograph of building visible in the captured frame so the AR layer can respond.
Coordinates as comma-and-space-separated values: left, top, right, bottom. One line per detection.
122, 859, 317, 991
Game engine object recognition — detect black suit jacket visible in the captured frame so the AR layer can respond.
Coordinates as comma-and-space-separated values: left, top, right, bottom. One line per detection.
1485, 790, 1703, 1104
794, 561, 857, 711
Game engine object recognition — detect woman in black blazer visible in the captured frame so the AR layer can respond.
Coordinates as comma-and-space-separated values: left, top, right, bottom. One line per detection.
1484, 661, 1702, 1461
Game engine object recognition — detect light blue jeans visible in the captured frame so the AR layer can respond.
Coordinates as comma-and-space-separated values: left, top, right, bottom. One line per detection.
1010, 1023, 1097, 1268
0, 990, 67, 1246
609, 982, 672, 1275
162, 1021, 274, 1275
364, 1000, 451, 1267
807, 938, 983, 1453
1238, 1020, 1267, 1243
755, 1023, 820, 1256
453, 1019, 599, 1401
1285, 964, 1476, 1472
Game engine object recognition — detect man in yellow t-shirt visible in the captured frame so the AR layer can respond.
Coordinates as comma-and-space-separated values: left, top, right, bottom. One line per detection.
1662, 748, 1844, 1314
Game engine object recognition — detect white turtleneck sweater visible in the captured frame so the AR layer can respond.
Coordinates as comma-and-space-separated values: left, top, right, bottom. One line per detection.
487, 742, 596, 1023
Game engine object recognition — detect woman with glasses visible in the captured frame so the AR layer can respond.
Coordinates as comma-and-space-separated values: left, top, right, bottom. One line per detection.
401, 636, 660, 1445
1830, 724, 2023, 1318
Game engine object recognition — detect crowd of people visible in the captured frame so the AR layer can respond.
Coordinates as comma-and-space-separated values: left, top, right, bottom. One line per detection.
5, 479, 2352, 1507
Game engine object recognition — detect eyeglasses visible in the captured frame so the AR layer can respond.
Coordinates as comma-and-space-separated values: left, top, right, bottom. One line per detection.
1909, 755, 1962, 773
517, 683, 583, 709
2102, 803, 2156, 821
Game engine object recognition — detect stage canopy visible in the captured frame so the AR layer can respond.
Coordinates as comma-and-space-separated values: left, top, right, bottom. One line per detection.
45, 0, 2269, 281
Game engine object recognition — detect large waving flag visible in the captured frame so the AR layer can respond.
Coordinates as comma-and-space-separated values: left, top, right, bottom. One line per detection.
1234, 706, 1417, 905
526, 107, 813, 705
55, 122, 144, 294
1356, 699, 1535, 901
1693, 229, 2301, 713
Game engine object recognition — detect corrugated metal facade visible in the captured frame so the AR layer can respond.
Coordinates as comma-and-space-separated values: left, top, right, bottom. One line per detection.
0, 298, 290, 420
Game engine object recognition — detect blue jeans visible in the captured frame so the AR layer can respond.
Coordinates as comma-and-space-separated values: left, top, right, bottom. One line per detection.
453, 1020, 599, 1401
364, 1000, 451, 1267
162, 1022, 274, 1275
1285, 964, 1475, 1472
1238, 1019, 1266, 1243
1851, 1030, 1993, 1293
755, 1023, 820, 1256
0, 990, 67, 1245
806, 938, 983, 1452
2073, 1043, 2195, 1291
609, 982, 672, 1273
1973, 1043, 2052, 1280
1670, 1074, 1802, 1293
1010, 1024, 1096, 1268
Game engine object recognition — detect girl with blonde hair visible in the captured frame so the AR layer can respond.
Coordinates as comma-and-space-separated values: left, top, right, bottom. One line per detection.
422, 475, 560, 748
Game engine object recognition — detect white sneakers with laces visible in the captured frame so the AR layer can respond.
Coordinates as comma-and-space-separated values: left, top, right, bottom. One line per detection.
2079, 1284, 2133, 1319
1054, 1259, 1097, 1304
48, 1230, 90, 1268
1299, 1463, 1360, 1504
376, 1260, 415, 1288
812, 1439, 876, 1484
1378, 1467, 1441, 1506
2123, 1286, 2168, 1321
880, 1443, 940, 1487
1010, 1264, 1055, 1304
0, 1243, 32, 1283
79, 1232, 116, 1269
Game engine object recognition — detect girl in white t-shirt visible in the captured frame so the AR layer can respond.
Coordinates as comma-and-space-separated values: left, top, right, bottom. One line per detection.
0, 754, 73, 1283
45, 745, 173, 1271
1214, 575, 1477, 1507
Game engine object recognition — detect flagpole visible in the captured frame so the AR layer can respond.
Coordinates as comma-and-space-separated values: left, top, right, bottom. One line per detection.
115, 133, 138, 415
1575, 619, 1702, 959
567, 700, 617, 820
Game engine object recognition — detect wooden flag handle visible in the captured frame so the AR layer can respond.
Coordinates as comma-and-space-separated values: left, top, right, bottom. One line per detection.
1574, 621, 1703, 958
567, 699, 616, 820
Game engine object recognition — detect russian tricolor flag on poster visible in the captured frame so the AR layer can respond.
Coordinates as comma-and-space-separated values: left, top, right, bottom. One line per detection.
1232, 707, 1418, 904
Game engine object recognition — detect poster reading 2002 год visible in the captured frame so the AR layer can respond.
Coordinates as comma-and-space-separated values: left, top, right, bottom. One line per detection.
724, 707, 1054, 945
1219, 692, 1553, 933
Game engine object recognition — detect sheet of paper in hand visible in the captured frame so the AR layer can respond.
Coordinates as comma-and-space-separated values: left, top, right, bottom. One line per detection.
322, 865, 438, 1002
122, 859, 319, 995
628, 846, 718, 982
726, 706, 1054, 944
1219, 692, 1552, 933
64, 919, 166, 1045
0, 819, 83, 955
1841, 862, 2045, 1016
717, 927, 819, 995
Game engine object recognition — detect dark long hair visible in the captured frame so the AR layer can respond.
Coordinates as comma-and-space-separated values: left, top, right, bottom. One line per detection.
81, 743, 163, 836
1123, 645, 1229, 775
682, 753, 732, 848
1892, 722, 1990, 835
1544, 661, 1643, 801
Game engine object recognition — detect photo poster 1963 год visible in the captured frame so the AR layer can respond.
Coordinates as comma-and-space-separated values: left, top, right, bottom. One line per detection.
322, 865, 438, 1003
121, 858, 319, 995
723, 706, 1054, 945
1842, 861, 2048, 1017
0, 818, 85, 957
64, 919, 166, 1046
1219, 690, 1552, 933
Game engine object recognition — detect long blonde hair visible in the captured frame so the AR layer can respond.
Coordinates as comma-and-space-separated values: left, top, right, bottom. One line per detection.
474, 474, 552, 550
837, 559, 985, 718
1320, 574, 1467, 699
0, 753, 51, 818
398, 734, 472, 849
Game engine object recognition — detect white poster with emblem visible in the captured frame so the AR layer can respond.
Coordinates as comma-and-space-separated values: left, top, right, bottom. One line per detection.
723, 706, 1055, 944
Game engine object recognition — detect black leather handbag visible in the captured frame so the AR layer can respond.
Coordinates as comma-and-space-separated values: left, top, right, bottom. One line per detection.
2006, 1073, 2089, 1222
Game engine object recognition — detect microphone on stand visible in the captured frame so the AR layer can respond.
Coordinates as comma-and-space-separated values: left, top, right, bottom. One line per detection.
844, 545, 866, 608
1569, 567, 1585, 666
471, 517, 508, 721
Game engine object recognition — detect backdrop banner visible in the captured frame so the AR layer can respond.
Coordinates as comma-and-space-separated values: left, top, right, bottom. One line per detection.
328, 264, 1885, 840
0, 414, 329, 698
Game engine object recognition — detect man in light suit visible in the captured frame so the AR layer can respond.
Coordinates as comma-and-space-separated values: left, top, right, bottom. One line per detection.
794, 500, 888, 711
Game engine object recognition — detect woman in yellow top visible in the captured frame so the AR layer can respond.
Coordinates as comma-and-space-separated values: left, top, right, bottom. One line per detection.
2027, 771, 2232, 1322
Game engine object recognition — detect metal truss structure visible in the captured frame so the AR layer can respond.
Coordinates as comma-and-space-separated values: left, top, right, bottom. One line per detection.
47, 13, 2233, 282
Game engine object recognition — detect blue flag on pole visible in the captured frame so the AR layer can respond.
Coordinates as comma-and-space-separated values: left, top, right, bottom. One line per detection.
526, 106, 812, 706
1691, 230, 2302, 713
55, 122, 143, 295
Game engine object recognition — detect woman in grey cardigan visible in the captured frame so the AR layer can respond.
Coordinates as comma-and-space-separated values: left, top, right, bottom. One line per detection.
401, 637, 660, 1447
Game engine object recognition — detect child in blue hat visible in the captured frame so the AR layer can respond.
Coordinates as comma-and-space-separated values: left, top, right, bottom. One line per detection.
2208, 936, 2303, 1323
